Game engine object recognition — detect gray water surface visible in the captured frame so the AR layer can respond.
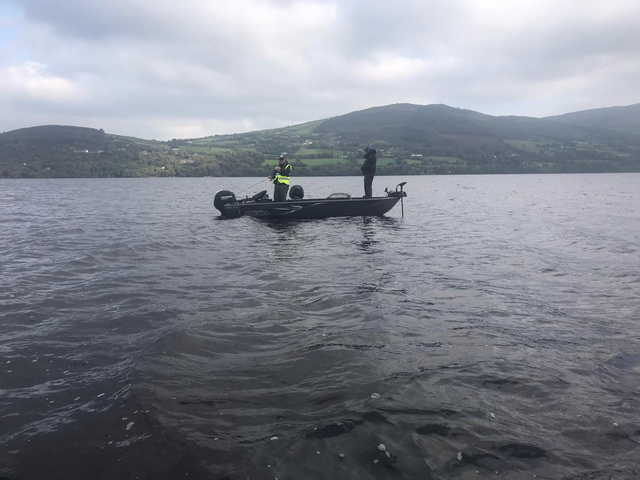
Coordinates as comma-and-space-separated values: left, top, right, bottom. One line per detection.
1, 174, 639, 479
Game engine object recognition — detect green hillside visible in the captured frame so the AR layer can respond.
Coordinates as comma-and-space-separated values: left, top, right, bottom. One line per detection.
2, 104, 640, 178
545, 104, 640, 134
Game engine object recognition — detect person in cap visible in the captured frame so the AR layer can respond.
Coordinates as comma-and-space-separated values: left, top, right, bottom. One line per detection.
269, 154, 292, 202
360, 145, 377, 198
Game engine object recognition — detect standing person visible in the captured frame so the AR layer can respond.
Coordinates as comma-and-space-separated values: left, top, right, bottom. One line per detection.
269, 154, 292, 202
361, 145, 377, 198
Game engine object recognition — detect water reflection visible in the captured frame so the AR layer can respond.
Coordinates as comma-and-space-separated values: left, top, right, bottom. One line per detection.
357, 217, 379, 253
258, 218, 305, 236
356, 216, 402, 253
255, 218, 308, 263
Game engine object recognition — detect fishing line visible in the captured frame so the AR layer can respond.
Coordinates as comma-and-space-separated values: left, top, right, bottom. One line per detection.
237, 177, 269, 195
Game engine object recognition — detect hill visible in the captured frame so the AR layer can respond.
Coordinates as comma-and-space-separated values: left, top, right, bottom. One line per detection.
545, 104, 640, 134
0, 125, 259, 178
1, 104, 640, 178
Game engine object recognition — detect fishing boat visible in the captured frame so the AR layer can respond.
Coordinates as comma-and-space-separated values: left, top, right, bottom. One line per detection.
214, 182, 407, 219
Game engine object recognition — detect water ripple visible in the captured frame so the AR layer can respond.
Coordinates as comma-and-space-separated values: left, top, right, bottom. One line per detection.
2, 175, 640, 479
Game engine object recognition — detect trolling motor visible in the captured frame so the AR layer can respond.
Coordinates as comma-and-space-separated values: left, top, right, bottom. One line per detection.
385, 182, 407, 217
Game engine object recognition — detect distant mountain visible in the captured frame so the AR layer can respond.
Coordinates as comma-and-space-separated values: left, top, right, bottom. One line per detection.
545, 104, 640, 134
315, 103, 638, 146
1, 125, 107, 141
2, 104, 640, 178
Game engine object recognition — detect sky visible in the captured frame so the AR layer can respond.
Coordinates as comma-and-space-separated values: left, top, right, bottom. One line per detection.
1, 0, 639, 140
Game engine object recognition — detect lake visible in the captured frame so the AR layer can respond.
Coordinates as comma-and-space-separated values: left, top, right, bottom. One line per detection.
1, 173, 639, 479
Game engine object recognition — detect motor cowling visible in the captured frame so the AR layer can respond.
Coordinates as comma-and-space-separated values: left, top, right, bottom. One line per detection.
214, 190, 237, 215
289, 184, 304, 200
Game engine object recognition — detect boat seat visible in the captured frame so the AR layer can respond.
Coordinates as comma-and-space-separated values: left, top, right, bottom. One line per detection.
326, 193, 351, 199
252, 190, 268, 201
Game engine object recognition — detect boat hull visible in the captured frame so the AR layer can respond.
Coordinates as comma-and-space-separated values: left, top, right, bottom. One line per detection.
224, 196, 402, 219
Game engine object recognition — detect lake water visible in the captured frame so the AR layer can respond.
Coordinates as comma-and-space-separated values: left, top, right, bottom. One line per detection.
1, 174, 639, 480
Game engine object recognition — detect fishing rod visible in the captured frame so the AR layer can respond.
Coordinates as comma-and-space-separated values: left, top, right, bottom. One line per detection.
237, 177, 269, 196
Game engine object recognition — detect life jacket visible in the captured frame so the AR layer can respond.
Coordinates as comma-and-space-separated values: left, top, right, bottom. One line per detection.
274, 162, 292, 185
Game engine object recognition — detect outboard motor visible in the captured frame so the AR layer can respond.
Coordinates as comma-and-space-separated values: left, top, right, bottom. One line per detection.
214, 190, 237, 216
289, 184, 304, 200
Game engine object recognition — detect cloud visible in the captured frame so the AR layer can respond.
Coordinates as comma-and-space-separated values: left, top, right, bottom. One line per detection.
1, 61, 87, 105
1, 0, 639, 139
356, 53, 429, 83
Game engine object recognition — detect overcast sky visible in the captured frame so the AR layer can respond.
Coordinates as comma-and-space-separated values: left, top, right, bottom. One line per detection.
1, 0, 639, 140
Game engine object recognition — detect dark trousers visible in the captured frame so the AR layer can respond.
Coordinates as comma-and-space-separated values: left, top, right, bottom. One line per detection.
274, 183, 289, 202
364, 174, 374, 198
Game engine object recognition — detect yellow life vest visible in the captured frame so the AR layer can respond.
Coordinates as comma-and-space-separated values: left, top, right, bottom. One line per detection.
274, 163, 291, 185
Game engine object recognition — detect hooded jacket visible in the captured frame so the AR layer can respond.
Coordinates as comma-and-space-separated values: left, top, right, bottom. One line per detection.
361, 147, 377, 175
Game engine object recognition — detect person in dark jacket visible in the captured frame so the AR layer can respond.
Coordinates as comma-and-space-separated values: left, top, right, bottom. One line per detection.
360, 146, 377, 198
269, 154, 292, 202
